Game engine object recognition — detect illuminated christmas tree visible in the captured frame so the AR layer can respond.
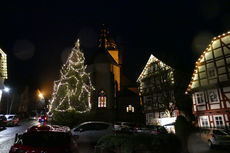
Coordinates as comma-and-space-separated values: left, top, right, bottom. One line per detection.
48, 39, 94, 114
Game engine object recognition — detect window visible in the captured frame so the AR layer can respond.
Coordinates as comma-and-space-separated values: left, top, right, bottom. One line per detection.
214, 115, 225, 128
126, 105, 134, 112
160, 112, 168, 118
208, 68, 216, 78
79, 123, 94, 131
208, 90, 219, 103
200, 116, 209, 127
146, 113, 154, 124
144, 95, 152, 105
196, 92, 205, 105
95, 123, 110, 130
98, 90, 106, 108
152, 102, 158, 108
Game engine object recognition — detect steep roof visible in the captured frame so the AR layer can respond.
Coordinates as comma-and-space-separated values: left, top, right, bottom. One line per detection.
186, 31, 230, 94
137, 54, 173, 82
87, 25, 119, 65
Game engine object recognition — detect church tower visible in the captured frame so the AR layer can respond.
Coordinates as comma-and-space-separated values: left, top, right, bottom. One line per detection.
98, 25, 121, 91
86, 25, 121, 113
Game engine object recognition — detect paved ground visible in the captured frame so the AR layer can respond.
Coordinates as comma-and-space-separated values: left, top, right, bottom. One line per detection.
0, 119, 38, 153
188, 132, 230, 153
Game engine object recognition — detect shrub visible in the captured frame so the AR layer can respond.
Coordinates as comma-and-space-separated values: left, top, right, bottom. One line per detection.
51, 110, 96, 128
96, 133, 181, 153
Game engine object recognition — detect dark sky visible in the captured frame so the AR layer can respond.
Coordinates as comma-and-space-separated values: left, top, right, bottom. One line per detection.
0, 0, 230, 97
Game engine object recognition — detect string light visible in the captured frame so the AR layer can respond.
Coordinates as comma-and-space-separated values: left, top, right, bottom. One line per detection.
48, 39, 94, 115
186, 31, 230, 93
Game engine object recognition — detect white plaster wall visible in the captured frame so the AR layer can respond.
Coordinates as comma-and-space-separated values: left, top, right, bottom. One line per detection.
210, 104, 220, 109
197, 106, 206, 111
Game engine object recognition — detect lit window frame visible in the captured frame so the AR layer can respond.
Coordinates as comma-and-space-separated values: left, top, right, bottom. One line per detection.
98, 90, 106, 108
195, 92, 205, 105
199, 116, 210, 128
208, 89, 219, 103
213, 115, 225, 128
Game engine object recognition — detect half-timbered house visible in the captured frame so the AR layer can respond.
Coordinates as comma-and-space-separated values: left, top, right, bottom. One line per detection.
186, 31, 230, 128
137, 54, 177, 126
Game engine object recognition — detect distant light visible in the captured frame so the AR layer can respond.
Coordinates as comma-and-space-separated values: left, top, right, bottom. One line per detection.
39, 93, 44, 99
4, 87, 10, 93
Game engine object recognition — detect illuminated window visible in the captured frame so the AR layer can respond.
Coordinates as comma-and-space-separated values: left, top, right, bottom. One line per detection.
196, 92, 205, 105
98, 90, 106, 108
214, 115, 224, 128
208, 90, 219, 103
126, 105, 134, 112
200, 116, 209, 128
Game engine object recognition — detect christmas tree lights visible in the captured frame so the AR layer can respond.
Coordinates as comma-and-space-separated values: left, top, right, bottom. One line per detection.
48, 39, 94, 115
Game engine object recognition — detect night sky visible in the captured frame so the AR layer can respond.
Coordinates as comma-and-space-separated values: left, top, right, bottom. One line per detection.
0, 0, 230, 97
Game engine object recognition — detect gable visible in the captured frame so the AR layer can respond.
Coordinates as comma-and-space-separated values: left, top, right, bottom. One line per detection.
137, 54, 173, 82
186, 31, 230, 93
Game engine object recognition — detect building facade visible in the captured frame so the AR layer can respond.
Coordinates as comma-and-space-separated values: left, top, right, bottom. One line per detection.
137, 54, 177, 126
0, 48, 8, 112
186, 31, 230, 128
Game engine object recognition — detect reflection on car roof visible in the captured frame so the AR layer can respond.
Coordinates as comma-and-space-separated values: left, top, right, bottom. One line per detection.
27, 125, 70, 133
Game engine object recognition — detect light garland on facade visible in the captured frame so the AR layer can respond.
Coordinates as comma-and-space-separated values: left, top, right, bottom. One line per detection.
186, 31, 230, 94
48, 39, 94, 115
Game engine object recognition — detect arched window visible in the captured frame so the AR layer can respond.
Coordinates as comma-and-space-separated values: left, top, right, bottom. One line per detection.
98, 90, 106, 108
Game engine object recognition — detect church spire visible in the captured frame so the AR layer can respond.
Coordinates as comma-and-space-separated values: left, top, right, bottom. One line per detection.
98, 24, 117, 50
98, 24, 108, 49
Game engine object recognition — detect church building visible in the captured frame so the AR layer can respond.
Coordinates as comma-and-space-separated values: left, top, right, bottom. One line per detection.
86, 26, 141, 121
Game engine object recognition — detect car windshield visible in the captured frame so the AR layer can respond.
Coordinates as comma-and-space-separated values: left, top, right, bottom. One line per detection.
0, 116, 6, 120
224, 129, 230, 134
8, 116, 14, 119
21, 132, 71, 147
213, 130, 229, 135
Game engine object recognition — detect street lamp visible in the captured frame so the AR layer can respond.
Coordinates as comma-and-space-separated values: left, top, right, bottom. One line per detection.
37, 90, 46, 114
4, 86, 10, 114
4, 87, 10, 93
38, 93, 44, 99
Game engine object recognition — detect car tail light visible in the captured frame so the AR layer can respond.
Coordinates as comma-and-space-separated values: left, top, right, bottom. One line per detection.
39, 116, 41, 120
45, 117, 47, 120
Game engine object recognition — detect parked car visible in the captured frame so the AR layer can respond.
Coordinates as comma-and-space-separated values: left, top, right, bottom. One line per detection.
0, 114, 7, 129
9, 124, 79, 153
5, 114, 19, 126
113, 122, 136, 133
71, 121, 113, 144
38, 114, 47, 122
134, 125, 168, 135
200, 128, 230, 149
